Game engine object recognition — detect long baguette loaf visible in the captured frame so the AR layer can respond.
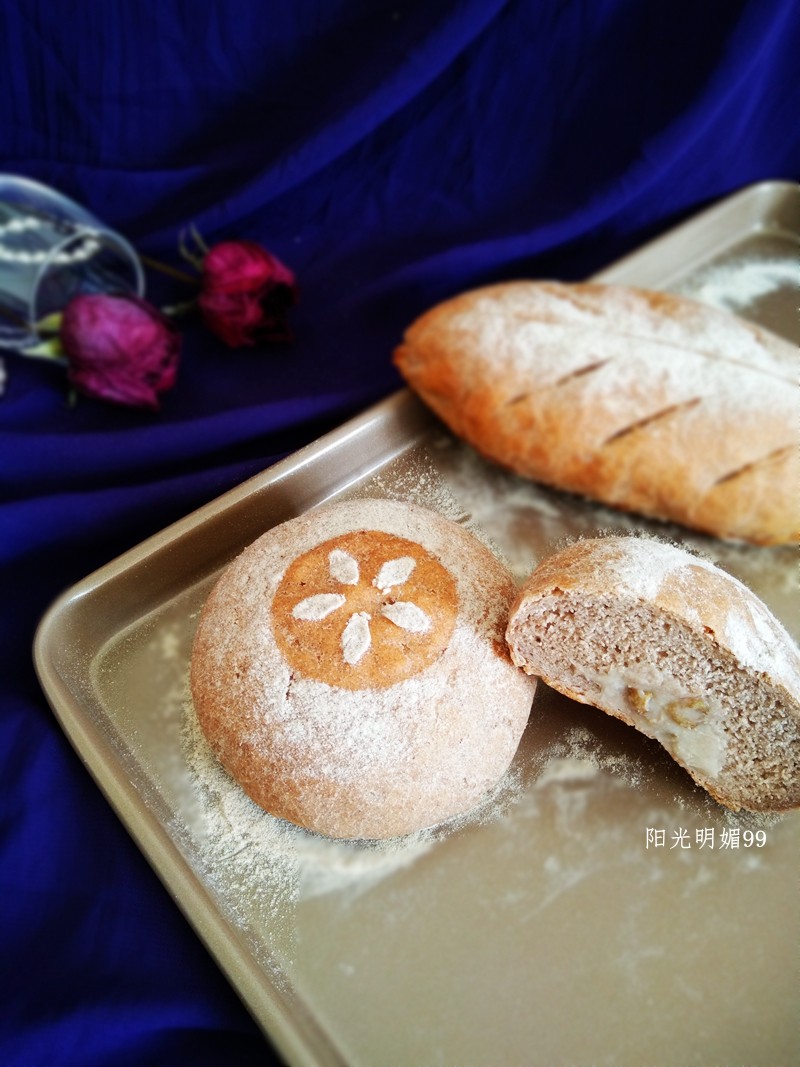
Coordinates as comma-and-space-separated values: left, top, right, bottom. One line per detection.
393, 281, 799, 545
505, 535, 800, 813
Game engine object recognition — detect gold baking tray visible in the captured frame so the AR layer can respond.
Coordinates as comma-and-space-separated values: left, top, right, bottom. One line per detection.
34, 180, 800, 1067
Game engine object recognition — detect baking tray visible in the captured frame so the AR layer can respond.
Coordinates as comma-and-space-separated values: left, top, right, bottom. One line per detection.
34, 180, 800, 1067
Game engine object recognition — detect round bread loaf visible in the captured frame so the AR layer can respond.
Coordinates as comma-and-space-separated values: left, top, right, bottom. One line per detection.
505, 535, 800, 813
190, 498, 536, 839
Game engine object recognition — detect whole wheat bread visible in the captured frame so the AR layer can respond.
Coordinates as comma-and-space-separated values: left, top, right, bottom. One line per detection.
505, 535, 800, 813
393, 281, 799, 545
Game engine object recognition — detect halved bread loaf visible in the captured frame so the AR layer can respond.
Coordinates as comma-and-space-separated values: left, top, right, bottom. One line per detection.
393, 281, 799, 545
505, 535, 800, 812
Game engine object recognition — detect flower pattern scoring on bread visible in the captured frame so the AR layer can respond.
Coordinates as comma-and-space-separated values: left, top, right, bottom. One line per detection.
272, 529, 458, 689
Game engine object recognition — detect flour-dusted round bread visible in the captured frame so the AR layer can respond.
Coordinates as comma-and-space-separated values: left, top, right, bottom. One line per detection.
190, 498, 537, 839
393, 281, 799, 545
505, 535, 800, 812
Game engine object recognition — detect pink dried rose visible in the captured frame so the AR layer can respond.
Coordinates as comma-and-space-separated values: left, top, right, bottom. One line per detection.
197, 240, 298, 347
60, 293, 180, 410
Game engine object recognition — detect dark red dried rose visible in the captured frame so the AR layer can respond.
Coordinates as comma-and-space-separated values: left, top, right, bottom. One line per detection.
197, 240, 298, 347
60, 293, 180, 410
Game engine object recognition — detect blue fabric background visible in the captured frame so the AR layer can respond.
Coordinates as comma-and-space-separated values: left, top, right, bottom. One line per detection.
1, 1, 798, 1064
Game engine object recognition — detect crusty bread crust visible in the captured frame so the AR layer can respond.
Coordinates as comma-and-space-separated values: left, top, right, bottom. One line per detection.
505, 535, 800, 812
191, 498, 537, 840
394, 281, 799, 545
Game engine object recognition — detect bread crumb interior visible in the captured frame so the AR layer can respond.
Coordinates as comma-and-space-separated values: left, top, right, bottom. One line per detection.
511, 593, 799, 811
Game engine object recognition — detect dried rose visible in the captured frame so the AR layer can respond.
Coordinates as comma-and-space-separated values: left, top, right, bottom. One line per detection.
197, 240, 298, 347
60, 293, 180, 410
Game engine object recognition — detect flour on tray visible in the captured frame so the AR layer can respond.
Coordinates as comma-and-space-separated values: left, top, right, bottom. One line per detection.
178, 679, 525, 911
677, 256, 799, 313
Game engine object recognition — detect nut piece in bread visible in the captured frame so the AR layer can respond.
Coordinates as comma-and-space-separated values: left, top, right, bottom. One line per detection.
505, 535, 800, 813
190, 498, 537, 840
393, 281, 799, 545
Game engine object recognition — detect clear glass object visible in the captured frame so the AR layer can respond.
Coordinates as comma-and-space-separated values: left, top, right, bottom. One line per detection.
0, 174, 145, 349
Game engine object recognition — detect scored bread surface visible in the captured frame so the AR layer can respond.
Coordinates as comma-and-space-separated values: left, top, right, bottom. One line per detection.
393, 281, 799, 545
505, 535, 800, 813
191, 498, 537, 840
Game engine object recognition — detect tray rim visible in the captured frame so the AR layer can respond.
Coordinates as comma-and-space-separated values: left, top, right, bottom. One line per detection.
32, 390, 430, 1067
594, 178, 799, 285
32, 177, 800, 1067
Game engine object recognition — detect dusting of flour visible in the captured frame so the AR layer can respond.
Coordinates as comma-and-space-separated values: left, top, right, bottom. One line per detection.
677, 256, 799, 314
179, 675, 528, 909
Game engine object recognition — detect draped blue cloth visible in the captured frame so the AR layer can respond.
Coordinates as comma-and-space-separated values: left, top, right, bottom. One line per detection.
1, 2, 798, 1064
